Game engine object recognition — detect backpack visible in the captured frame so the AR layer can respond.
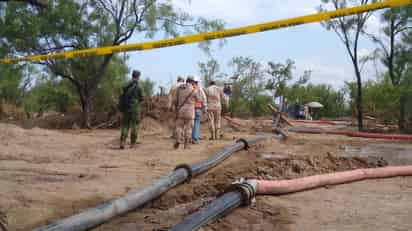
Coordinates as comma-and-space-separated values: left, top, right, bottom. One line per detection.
118, 81, 137, 112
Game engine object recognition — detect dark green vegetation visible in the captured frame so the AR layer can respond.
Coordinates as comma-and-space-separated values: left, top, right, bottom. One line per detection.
0, 2, 411, 132
0, 0, 223, 127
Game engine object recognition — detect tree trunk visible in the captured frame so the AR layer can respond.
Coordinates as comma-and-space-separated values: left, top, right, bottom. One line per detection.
399, 93, 406, 131
354, 68, 364, 131
78, 90, 93, 129
82, 99, 92, 129
80, 55, 113, 128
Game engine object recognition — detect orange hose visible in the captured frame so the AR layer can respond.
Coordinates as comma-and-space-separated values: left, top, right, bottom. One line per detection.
291, 119, 338, 125
256, 166, 412, 195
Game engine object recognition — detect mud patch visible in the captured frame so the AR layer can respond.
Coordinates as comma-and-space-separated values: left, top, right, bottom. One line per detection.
0, 168, 96, 184
26, 195, 106, 231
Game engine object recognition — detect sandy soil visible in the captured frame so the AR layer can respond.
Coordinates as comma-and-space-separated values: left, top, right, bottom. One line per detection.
0, 120, 412, 231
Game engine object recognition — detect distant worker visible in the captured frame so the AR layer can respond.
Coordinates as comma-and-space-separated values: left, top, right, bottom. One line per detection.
223, 83, 232, 98
172, 77, 200, 149
159, 86, 167, 96
205, 80, 227, 140
304, 105, 312, 120
119, 70, 144, 149
191, 76, 207, 144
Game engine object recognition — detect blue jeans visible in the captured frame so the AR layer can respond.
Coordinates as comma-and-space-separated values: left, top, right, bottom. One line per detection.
192, 109, 202, 143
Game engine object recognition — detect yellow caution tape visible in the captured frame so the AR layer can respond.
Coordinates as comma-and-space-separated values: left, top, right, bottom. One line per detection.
1, 0, 411, 64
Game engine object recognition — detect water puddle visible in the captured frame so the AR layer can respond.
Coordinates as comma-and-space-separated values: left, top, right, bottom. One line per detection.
343, 143, 412, 165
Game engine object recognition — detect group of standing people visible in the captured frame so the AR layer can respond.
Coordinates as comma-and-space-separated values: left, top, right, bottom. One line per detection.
169, 76, 227, 149
118, 70, 227, 150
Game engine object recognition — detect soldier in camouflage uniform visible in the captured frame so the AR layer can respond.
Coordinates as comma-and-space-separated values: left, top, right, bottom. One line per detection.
120, 70, 144, 149
205, 81, 227, 140
172, 77, 200, 149
168, 76, 185, 138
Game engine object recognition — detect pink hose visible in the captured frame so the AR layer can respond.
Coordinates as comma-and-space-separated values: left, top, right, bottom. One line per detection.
256, 166, 412, 195
223, 116, 243, 126
291, 128, 412, 140
348, 131, 412, 140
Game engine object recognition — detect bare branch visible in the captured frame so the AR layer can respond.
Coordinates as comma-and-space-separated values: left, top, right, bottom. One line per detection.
116, 0, 156, 44
395, 26, 412, 35
155, 17, 202, 27
364, 31, 390, 58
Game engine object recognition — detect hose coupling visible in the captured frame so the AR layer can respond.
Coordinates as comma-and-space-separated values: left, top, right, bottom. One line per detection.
226, 178, 257, 206
236, 138, 249, 150
174, 164, 193, 183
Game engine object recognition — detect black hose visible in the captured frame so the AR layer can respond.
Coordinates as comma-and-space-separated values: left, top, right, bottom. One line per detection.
191, 136, 269, 175
34, 169, 189, 231
170, 191, 243, 231
191, 142, 243, 175
33, 137, 268, 231
169, 180, 258, 231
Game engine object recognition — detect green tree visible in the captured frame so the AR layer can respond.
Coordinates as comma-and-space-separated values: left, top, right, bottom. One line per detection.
93, 56, 129, 113
367, 5, 412, 130
228, 56, 270, 116
401, 68, 412, 131
0, 0, 48, 8
345, 75, 400, 124
1, 0, 224, 127
0, 64, 25, 105
198, 58, 225, 87
319, 0, 377, 131
285, 83, 348, 118
140, 78, 155, 98
23, 76, 76, 116
265, 59, 295, 109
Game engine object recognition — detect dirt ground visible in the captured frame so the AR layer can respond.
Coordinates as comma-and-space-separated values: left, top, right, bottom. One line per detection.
1, 119, 412, 231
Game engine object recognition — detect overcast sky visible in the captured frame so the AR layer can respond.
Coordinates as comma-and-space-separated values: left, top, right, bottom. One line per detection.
126, 0, 385, 89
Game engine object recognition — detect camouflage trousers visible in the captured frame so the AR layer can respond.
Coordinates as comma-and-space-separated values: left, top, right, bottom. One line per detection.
207, 109, 221, 140
175, 117, 193, 145
120, 111, 139, 144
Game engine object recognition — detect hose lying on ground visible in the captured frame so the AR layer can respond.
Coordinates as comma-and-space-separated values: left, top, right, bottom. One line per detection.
290, 119, 338, 125
289, 128, 412, 140
256, 165, 412, 195
33, 136, 272, 231
171, 165, 412, 231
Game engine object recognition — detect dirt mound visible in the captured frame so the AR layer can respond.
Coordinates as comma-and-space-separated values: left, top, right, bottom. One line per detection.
0, 103, 25, 121
140, 117, 165, 136
19, 96, 174, 130
0, 123, 64, 142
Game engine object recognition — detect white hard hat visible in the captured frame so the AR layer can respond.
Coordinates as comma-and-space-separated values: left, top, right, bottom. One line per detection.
193, 75, 201, 83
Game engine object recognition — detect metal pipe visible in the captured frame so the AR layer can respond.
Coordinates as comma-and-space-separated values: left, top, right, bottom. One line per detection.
34, 137, 269, 231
